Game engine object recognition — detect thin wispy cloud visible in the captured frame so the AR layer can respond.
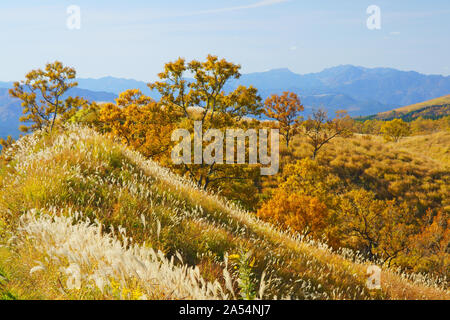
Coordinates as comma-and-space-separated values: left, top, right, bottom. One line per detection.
176, 0, 289, 17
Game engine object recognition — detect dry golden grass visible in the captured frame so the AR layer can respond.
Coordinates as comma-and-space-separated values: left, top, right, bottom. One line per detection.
270, 132, 450, 215
0, 126, 448, 300
395, 131, 450, 168
379, 94, 450, 116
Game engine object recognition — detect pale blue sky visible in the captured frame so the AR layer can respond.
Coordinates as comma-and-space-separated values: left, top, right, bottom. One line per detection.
1, 0, 449, 81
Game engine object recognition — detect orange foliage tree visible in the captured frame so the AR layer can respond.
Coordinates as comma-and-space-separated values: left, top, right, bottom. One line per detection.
279, 158, 343, 204
148, 55, 261, 126
99, 89, 176, 160
410, 210, 449, 276
257, 190, 328, 237
257, 158, 339, 239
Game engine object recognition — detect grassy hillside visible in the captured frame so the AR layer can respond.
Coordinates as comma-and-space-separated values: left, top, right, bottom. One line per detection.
0, 126, 447, 300
383, 95, 450, 115
357, 95, 450, 121
267, 132, 450, 215
395, 131, 450, 168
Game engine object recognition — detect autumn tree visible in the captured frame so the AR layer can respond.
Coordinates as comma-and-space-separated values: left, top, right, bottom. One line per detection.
99, 89, 176, 161
69, 101, 103, 129
148, 55, 261, 126
9, 61, 87, 133
0, 136, 15, 162
257, 190, 328, 237
263, 91, 303, 148
280, 158, 342, 204
362, 119, 382, 135
380, 118, 410, 142
410, 210, 449, 276
148, 55, 263, 194
0, 136, 15, 150
256, 158, 342, 239
338, 189, 417, 265
302, 109, 353, 159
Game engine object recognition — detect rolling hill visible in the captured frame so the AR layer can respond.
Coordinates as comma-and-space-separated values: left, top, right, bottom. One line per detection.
0, 126, 447, 299
360, 95, 450, 121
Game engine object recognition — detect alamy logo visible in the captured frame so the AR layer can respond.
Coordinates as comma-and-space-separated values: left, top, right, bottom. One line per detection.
366, 265, 382, 290
67, 5, 81, 30
171, 121, 279, 176
366, 5, 381, 30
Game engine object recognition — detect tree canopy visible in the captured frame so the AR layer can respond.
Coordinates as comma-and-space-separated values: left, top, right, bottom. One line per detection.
9, 61, 87, 133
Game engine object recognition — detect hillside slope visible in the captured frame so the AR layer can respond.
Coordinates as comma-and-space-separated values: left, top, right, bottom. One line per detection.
384, 95, 450, 114
364, 95, 450, 121
395, 131, 450, 168
0, 126, 447, 300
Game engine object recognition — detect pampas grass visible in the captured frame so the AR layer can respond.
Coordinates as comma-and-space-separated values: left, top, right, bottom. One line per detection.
0, 125, 448, 300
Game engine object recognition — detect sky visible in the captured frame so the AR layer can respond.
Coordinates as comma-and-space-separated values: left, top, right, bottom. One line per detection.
1, 0, 449, 81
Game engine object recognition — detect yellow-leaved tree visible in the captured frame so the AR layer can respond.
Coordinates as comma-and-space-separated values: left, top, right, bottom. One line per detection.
9, 61, 87, 133
337, 189, 417, 265
257, 158, 341, 240
257, 190, 328, 237
380, 118, 411, 142
99, 89, 177, 161
148, 55, 263, 199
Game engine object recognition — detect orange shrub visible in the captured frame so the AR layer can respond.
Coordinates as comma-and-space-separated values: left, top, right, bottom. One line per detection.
257, 190, 328, 237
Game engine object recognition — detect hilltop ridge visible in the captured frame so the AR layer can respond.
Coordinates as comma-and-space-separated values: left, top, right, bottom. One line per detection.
360, 95, 450, 121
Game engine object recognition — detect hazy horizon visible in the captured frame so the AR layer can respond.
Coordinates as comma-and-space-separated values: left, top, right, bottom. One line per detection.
1, 64, 449, 84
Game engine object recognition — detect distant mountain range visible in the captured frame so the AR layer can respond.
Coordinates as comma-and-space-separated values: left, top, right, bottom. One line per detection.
1, 65, 450, 140
0, 86, 117, 140
74, 65, 450, 114
228, 66, 450, 115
